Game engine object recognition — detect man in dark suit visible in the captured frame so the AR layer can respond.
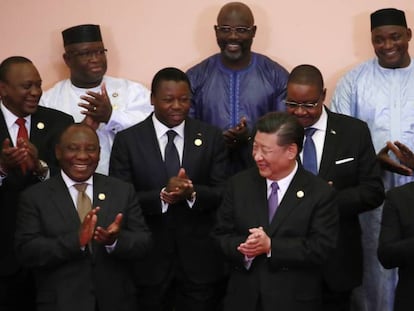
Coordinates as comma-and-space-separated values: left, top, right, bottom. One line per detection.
0, 56, 74, 311
109, 67, 228, 311
15, 123, 151, 311
285, 64, 384, 311
378, 182, 414, 311
213, 112, 338, 311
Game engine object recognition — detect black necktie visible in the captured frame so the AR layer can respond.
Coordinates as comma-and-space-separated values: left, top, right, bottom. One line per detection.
165, 130, 180, 177
303, 127, 318, 175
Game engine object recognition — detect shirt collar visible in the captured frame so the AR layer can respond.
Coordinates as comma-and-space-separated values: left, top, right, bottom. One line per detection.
60, 170, 93, 189
266, 161, 298, 192
307, 105, 327, 132
0, 101, 31, 130
152, 113, 185, 139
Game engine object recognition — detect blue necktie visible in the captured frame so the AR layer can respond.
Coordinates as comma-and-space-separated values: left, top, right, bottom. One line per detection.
303, 127, 318, 175
165, 130, 180, 177
268, 182, 279, 222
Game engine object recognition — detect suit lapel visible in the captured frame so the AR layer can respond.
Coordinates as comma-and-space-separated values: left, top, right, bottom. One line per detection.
0, 111, 12, 145
268, 168, 310, 235
49, 175, 81, 228
318, 111, 337, 178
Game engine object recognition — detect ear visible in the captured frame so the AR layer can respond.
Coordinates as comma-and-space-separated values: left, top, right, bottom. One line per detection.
150, 93, 155, 106
252, 25, 257, 38
286, 143, 298, 160
321, 88, 327, 102
407, 28, 412, 41
63, 52, 71, 67
0, 81, 7, 97
55, 144, 62, 161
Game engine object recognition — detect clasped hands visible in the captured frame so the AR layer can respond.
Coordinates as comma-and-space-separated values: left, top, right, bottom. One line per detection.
237, 226, 271, 258
79, 82, 112, 130
79, 206, 123, 248
223, 117, 250, 149
160, 168, 194, 205
378, 141, 414, 176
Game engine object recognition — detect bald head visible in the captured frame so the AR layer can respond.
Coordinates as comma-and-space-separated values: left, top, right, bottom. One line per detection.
217, 2, 254, 25
288, 64, 324, 91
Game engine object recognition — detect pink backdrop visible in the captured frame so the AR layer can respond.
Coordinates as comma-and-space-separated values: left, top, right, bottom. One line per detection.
1, 0, 413, 103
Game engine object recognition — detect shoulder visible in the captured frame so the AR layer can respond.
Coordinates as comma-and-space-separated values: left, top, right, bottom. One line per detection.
103, 75, 148, 90
186, 54, 221, 82
386, 182, 414, 199
42, 79, 70, 95
115, 116, 151, 138
338, 59, 377, 83
327, 109, 368, 128
35, 106, 74, 123
94, 173, 135, 191
185, 117, 222, 136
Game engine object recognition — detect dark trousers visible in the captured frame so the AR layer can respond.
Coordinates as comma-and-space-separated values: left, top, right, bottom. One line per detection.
0, 269, 36, 311
136, 271, 226, 311
322, 282, 352, 311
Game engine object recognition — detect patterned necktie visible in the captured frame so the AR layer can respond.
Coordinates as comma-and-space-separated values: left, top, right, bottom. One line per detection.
15, 118, 29, 173
303, 127, 318, 175
74, 183, 92, 222
268, 182, 279, 222
165, 130, 180, 177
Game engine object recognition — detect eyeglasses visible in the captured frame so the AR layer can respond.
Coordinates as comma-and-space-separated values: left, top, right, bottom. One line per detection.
284, 100, 320, 109
68, 48, 108, 60
214, 25, 254, 34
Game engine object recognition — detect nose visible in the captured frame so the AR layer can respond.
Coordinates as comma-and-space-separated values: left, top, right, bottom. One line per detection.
383, 39, 394, 49
253, 150, 262, 161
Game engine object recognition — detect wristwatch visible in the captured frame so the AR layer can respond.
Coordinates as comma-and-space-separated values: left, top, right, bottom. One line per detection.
35, 160, 49, 178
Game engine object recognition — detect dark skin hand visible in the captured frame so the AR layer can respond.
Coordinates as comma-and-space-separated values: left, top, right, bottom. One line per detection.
378, 141, 413, 176
94, 213, 123, 245
223, 116, 249, 149
79, 207, 100, 247
0, 138, 42, 173
161, 168, 194, 204
78, 82, 112, 125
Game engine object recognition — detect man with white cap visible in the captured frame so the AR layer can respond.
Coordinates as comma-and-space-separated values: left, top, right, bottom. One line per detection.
331, 7, 413, 311
40, 24, 152, 175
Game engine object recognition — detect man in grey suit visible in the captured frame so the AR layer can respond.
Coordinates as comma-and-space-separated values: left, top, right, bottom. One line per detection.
213, 112, 338, 311
15, 123, 151, 311
285, 64, 384, 311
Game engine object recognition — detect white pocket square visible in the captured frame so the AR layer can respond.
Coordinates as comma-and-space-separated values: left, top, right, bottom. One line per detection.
335, 157, 354, 165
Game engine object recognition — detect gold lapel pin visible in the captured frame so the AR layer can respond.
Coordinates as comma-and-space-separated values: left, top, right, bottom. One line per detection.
194, 138, 202, 146
296, 190, 304, 198
37, 122, 45, 130
330, 129, 336, 135
98, 193, 106, 200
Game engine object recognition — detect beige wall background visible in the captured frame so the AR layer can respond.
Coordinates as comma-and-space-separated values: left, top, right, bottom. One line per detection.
1, 0, 413, 103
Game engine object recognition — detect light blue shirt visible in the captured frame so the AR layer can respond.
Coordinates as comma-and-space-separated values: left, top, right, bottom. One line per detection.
331, 58, 414, 189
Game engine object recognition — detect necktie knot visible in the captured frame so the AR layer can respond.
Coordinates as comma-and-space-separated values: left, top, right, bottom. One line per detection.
270, 181, 279, 193
15, 118, 26, 127
74, 183, 88, 193
167, 130, 177, 142
305, 127, 317, 137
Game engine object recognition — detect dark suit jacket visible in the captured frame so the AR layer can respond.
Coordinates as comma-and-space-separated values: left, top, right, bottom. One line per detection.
317, 108, 384, 291
378, 183, 414, 311
213, 166, 338, 311
109, 115, 228, 285
0, 106, 73, 276
15, 173, 151, 311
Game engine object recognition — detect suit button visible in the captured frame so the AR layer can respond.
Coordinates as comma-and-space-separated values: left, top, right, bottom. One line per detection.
281, 267, 289, 271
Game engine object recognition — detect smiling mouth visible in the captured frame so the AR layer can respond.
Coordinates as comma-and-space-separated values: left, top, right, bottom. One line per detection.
226, 43, 241, 52
73, 164, 89, 171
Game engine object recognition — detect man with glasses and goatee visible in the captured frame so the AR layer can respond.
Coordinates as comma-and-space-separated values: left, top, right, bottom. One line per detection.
187, 2, 288, 175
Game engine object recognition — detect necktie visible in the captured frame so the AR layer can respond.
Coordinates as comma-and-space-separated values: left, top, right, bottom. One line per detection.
268, 182, 279, 222
15, 118, 29, 173
165, 130, 180, 177
74, 183, 92, 222
303, 127, 318, 175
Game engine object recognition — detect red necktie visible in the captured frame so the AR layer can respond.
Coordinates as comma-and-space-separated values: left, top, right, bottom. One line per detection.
15, 118, 29, 173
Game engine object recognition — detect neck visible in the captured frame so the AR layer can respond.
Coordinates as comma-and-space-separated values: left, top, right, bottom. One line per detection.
221, 53, 252, 70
